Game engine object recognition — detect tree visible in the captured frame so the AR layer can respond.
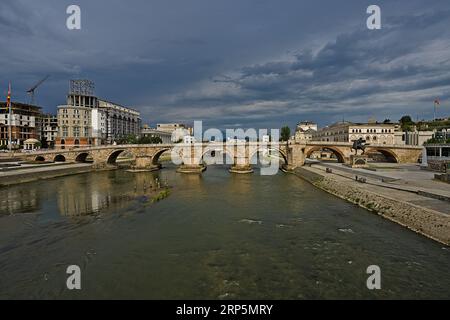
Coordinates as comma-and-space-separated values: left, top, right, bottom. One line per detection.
383, 119, 391, 124
399, 115, 414, 131
118, 134, 139, 144
280, 126, 291, 142
138, 136, 162, 144
40, 137, 49, 149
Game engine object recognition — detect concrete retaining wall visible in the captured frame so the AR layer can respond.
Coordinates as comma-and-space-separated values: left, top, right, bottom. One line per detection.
0, 165, 95, 187
294, 167, 450, 246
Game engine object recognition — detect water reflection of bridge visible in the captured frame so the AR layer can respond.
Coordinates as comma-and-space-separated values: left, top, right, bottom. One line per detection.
57, 172, 165, 216
24, 141, 423, 173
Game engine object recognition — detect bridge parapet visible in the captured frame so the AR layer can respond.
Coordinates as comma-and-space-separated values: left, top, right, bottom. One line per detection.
21, 141, 423, 173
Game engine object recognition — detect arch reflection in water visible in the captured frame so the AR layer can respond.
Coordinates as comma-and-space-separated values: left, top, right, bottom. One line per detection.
0, 188, 40, 215
56, 171, 167, 217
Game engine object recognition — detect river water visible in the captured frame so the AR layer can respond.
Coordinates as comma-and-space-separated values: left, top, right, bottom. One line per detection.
0, 164, 449, 299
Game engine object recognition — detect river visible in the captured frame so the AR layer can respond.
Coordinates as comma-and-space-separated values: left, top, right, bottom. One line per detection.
0, 164, 449, 299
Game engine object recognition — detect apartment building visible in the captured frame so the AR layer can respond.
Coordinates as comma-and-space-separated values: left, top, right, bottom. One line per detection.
0, 102, 42, 149
56, 82, 141, 148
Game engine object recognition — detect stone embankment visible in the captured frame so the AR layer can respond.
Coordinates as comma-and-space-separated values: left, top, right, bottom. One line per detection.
0, 164, 94, 187
294, 167, 450, 246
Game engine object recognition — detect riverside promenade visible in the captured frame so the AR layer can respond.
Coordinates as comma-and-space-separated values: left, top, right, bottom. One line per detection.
296, 163, 450, 245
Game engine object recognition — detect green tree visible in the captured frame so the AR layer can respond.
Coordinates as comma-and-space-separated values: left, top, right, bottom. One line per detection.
40, 137, 49, 149
118, 134, 139, 144
383, 119, 391, 124
399, 115, 414, 131
280, 126, 291, 142
138, 136, 163, 144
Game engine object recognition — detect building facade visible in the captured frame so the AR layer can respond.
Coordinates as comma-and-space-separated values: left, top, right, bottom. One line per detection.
56, 84, 141, 148
40, 114, 58, 148
99, 99, 141, 144
0, 102, 42, 149
312, 121, 397, 145
295, 121, 318, 142
141, 126, 172, 144
395, 131, 434, 146
296, 121, 318, 132
156, 123, 193, 142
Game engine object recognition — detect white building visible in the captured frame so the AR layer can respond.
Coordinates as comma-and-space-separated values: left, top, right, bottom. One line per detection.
98, 99, 141, 144
156, 123, 193, 142
312, 121, 397, 145
295, 121, 317, 142
183, 136, 196, 144
395, 131, 434, 146
141, 126, 172, 144
91, 108, 107, 142
297, 121, 318, 132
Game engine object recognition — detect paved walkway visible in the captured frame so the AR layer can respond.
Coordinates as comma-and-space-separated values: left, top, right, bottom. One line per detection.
307, 164, 450, 216
315, 162, 450, 198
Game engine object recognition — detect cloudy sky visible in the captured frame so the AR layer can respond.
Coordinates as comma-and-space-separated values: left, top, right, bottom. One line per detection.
1, 0, 450, 129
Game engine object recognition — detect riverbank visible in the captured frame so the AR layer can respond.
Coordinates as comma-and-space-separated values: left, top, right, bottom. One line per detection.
0, 163, 95, 187
0, 158, 168, 187
294, 165, 450, 246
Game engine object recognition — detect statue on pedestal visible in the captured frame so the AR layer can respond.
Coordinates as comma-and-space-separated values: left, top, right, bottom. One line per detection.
352, 138, 368, 155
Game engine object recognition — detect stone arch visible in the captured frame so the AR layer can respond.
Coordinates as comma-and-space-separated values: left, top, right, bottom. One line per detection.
366, 147, 399, 163
199, 147, 235, 166
305, 146, 346, 163
151, 148, 172, 165
249, 147, 288, 165
75, 152, 91, 163
35, 156, 46, 162
107, 149, 127, 165
54, 154, 66, 162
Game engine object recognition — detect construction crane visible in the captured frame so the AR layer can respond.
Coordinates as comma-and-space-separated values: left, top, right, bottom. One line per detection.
27, 75, 49, 105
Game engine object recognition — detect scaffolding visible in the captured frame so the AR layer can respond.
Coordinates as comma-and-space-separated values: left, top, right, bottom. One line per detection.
69, 80, 95, 96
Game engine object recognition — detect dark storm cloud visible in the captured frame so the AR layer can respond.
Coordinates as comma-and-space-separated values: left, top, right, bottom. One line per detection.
167, 7, 450, 127
1, 0, 450, 128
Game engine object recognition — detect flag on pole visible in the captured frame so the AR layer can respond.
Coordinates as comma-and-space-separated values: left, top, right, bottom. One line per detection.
7, 82, 12, 152
433, 98, 440, 121
6, 82, 11, 110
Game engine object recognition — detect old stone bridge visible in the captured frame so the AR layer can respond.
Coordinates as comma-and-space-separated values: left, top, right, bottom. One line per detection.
24, 141, 423, 173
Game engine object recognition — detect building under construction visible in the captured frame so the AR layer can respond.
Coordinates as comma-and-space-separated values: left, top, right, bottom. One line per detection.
0, 102, 42, 149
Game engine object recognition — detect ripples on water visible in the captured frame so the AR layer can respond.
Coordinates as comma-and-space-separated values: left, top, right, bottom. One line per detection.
0, 164, 449, 299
